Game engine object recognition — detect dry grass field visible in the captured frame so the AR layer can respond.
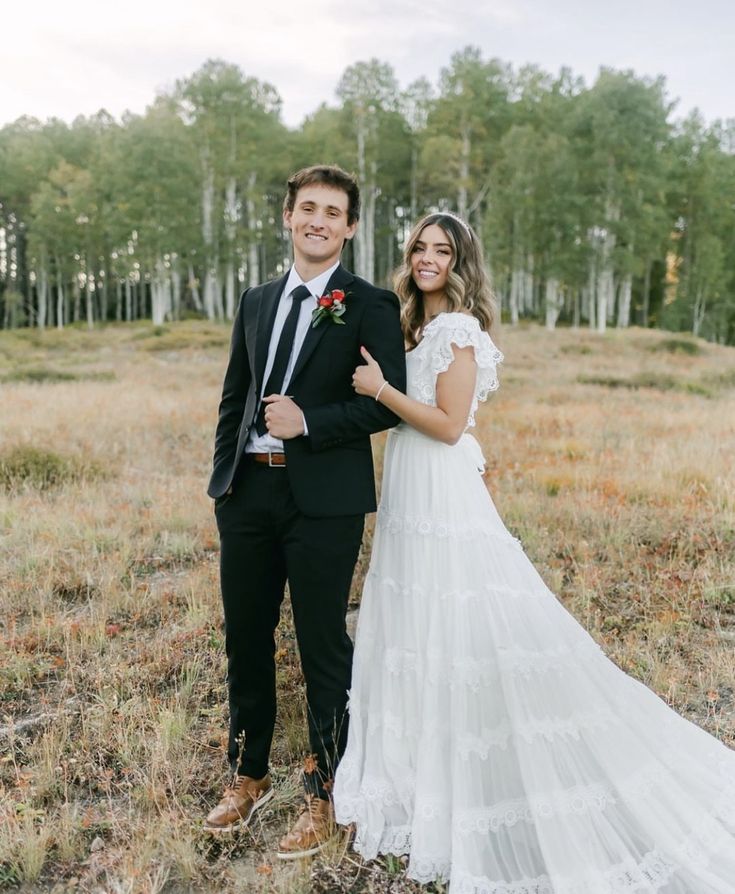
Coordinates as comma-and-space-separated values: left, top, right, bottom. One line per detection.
0, 320, 734, 893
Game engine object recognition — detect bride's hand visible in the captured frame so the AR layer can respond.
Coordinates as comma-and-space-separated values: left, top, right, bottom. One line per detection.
352, 346, 387, 398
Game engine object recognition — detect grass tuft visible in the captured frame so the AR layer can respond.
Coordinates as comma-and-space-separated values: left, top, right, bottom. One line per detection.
0, 445, 106, 492
134, 323, 229, 352
560, 343, 592, 355
577, 372, 713, 397
649, 337, 704, 356
3, 367, 115, 384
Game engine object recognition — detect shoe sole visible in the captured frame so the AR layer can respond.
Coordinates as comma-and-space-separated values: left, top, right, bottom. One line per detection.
276, 834, 335, 861
203, 786, 274, 834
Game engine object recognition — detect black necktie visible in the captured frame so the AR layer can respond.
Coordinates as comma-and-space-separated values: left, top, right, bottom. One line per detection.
255, 284, 312, 435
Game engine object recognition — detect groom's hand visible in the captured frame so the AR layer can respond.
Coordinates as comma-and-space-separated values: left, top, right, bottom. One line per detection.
262, 394, 305, 439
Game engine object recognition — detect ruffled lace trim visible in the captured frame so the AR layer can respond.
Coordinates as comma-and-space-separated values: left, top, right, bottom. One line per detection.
410, 313, 503, 426
454, 763, 670, 834
348, 819, 681, 891
338, 762, 674, 834
455, 708, 620, 756
337, 756, 735, 888
449, 849, 677, 894
355, 637, 605, 687
349, 706, 620, 755
365, 572, 549, 603
350, 814, 735, 892
376, 508, 523, 547
497, 638, 605, 676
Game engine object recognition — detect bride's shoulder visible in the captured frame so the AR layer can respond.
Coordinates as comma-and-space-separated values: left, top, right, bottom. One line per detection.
422, 312, 503, 363
426, 311, 481, 333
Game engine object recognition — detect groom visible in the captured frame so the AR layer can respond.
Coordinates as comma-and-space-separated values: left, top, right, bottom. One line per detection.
204, 164, 406, 858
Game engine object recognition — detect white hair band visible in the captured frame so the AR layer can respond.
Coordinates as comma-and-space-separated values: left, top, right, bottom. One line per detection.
439, 211, 472, 236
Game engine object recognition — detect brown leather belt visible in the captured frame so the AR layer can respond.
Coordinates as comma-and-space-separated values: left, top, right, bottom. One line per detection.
250, 452, 286, 467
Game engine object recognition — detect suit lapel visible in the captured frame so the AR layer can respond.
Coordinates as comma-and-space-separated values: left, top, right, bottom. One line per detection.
289, 264, 355, 384
254, 272, 289, 394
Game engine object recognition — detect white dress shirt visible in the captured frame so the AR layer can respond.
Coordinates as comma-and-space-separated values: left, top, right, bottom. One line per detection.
246, 261, 340, 453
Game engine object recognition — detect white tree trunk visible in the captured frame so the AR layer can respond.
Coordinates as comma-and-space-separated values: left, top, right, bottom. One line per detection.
642, 260, 652, 327
522, 256, 534, 314
597, 268, 613, 334
201, 154, 218, 320
458, 125, 470, 219
247, 242, 259, 289
693, 286, 706, 336
85, 271, 94, 330
100, 266, 108, 322
125, 277, 132, 321
171, 257, 182, 321
353, 116, 367, 279
152, 257, 172, 326
73, 277, 81, 322
37, 265, 48, 330
596, 202, 619, 334
616, 274, 632, 328
365, 161, 377, 283
246, 171, 260, 288
203, 269, 215, 320
410, 145, 418, 222
225, 260, 235, 320
224, 175, 238, 319
55, 259, 65, 329
204, 266, 223, 320
188, 263, 202, 312
213, 266, 224, 319
510, 269, 522, 326
352, 115, 377, 282
545, 278, 561, 330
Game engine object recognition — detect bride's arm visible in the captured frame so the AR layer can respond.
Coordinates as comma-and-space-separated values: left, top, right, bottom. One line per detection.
353, 345, 476, 446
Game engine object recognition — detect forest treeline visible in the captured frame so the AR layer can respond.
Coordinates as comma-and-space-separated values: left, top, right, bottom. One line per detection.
1, 48, 734, 342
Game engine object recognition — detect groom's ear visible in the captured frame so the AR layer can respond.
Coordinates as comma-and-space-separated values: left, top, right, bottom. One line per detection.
283, 208, 293, 231
344, 219, 358, 241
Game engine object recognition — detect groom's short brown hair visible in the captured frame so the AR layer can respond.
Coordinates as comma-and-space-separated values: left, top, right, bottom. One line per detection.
284, 165, 361, 225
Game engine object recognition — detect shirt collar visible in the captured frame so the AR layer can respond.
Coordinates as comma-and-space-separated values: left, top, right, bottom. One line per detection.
283, 260, 340, 301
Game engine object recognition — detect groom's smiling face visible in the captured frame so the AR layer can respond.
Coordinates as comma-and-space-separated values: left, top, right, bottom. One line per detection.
284, 184, 357, 272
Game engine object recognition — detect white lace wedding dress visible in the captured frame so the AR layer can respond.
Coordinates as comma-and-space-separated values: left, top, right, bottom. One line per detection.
333, 313, 735, 893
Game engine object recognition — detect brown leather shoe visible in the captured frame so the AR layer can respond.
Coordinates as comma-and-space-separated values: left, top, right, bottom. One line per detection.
203, 773, 273, 833
276, 795, 336, 859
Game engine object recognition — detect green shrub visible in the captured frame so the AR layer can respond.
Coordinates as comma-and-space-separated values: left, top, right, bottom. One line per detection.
139, 329, 229, 352
705, 368, 735, 391
3, 368, 115, 384
5, 368, 78, 383
560, 343, 592, 355
577, 372, 712, 397
0, 446, 106, 491
629, 372, 678, 390
650, 338, 703, 356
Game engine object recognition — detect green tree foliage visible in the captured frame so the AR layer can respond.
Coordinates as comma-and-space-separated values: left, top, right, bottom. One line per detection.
1, 51, 733, 342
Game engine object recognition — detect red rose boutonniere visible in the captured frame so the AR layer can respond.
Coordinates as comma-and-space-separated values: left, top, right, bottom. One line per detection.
311, 289, 347, 328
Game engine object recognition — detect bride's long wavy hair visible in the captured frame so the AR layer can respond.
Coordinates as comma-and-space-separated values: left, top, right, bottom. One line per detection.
394, 213, 497, 349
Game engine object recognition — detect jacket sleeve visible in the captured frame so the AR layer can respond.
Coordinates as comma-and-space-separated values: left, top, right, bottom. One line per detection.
303, 288, 407, 451
211, 290, 252, 471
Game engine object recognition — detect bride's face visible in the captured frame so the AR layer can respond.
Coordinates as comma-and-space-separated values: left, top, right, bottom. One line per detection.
410, 224, 453, 296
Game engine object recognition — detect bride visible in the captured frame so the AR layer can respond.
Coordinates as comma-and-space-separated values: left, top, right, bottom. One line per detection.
332, 212, 735, 892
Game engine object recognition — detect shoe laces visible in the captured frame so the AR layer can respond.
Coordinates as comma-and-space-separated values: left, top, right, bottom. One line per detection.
302, 794, 328, 820
224, 775, 250, 799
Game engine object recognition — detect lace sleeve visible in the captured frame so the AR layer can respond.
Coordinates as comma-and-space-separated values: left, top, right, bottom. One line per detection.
413, 313, 504, 426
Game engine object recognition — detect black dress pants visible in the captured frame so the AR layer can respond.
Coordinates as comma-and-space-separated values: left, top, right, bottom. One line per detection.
214, 456, 364, 799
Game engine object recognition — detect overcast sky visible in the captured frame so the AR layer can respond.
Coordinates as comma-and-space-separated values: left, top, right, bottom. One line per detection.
3, 0, 733, 129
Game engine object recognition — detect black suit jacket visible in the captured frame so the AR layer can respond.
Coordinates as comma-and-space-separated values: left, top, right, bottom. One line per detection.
207, 264, 407, 517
